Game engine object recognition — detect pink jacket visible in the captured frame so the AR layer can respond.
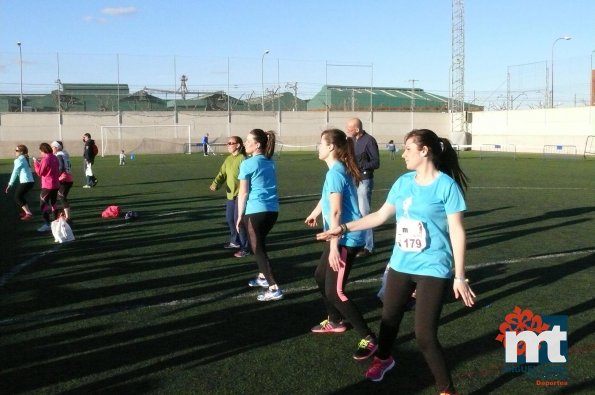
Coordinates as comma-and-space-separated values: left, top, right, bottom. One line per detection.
34, 153, 60, 190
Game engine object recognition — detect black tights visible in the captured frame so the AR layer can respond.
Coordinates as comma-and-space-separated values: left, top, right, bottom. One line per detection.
377, 269, 455, 393
315, 243, 373, 338
245, 211, 278, 286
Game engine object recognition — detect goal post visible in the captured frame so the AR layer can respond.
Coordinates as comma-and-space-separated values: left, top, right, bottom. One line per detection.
100, 125, 192, 156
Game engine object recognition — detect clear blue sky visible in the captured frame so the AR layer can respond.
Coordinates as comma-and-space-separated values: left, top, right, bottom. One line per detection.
1, 0, 594, 108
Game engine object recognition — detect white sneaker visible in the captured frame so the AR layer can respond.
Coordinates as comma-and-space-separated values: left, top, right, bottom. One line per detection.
257, 288, 283, 302
37, 224, 51, 232
82, 185, 91, 189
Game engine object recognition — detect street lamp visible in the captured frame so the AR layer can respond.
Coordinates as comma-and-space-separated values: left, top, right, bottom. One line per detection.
17, 41, 23, 112
551, 36, 571, 108
261, 49, 269, 111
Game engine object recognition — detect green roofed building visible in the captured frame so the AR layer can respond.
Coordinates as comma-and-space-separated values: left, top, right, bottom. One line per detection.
307, 85, 482, 112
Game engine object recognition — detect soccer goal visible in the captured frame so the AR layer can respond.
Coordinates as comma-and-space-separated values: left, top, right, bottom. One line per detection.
480, 144, 517, 160
543, 145, 578, 160
100, 125, 192, 156
584, 136, 595, 159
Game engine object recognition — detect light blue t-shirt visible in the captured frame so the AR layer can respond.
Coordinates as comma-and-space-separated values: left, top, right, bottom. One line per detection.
238, 154, 279, 214
321, 162, 365, 247
386, 171, 466, 278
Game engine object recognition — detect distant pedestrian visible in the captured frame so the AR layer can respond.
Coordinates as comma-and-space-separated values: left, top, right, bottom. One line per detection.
82, 132, 98, 188
33, 142, 60, 232
237, 129, 282, 301
387, 140, 397, 160
202, 133, 209, 156
5, 144, 35, 221
119, 150, 126, 166
51, 141, 74, 222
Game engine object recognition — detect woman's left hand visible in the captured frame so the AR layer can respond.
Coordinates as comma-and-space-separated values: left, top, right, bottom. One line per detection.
454, 279, 476, 307
316, 226, 342, 241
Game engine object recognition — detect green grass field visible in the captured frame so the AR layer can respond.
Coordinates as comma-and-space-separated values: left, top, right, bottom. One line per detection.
1, 151, 594, 394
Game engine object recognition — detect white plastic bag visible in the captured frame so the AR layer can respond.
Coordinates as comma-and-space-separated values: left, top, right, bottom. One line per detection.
85, 163, 94, 177
51, 218, 75, 243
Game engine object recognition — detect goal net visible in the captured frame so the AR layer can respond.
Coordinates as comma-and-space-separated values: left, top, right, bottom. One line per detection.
543, 145, 578, 160
100, 125, 192, 156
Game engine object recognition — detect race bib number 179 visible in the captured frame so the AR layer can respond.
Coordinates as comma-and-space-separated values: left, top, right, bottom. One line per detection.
396, 218, 427, 252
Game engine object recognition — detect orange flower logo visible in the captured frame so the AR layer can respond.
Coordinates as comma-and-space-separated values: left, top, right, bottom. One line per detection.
495, 306, 551, 356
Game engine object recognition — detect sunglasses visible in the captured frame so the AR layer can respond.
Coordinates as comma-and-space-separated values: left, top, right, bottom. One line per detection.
227, 142, 237, 145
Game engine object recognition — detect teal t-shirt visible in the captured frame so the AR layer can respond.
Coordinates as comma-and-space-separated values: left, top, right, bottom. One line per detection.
386, 171, 466, 278
238, 154, 279, 214
321, 162, 365, 247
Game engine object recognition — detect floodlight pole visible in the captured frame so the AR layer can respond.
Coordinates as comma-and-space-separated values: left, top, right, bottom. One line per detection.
17, 41, 23, 112
551, 36, 571, 108
261, 50, 269, 111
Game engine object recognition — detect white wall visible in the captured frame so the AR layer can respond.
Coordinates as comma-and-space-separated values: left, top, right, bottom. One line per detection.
1, 108, 593, 158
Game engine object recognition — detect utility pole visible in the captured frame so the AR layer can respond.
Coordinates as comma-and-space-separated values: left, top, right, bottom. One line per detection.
409, 79, 418, 130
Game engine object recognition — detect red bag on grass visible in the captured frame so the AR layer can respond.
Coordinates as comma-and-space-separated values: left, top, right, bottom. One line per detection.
101, 205, 121, 218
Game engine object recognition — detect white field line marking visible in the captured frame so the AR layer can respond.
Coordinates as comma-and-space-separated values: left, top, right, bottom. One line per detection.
1, 249, 592, 326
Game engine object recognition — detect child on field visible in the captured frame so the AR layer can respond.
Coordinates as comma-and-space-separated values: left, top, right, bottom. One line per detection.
119, 150, 126, 166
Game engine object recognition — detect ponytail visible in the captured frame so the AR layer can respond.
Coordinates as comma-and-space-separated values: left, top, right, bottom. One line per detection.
321, 129, 362, 185
404, 129, 469, 194
249, 129, 276, 159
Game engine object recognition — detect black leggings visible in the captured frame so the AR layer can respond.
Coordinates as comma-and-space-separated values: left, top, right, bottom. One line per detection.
315, 242, 373, 338
378, 269, 455, 393
58, 182, 73, 208
245, 211, 278, 285
15, 182, 34, 207
40, 188, 58, 224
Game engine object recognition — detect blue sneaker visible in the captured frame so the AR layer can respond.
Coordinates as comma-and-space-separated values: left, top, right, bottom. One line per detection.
257, 288, 283, 302
248, 277, 269, 288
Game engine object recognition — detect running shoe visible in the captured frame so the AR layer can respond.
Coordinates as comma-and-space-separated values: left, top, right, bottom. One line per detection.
233, 250, 251, 258
311, 319, 347, 333
248, 277, 269, 288
365, 356, 395, 382
257, 288, 283, 302
37, 223, 51, 232
21, 213, 33, 221
83, 185, 91, 189
353, 335, 378, 360
223, 242, 240, 249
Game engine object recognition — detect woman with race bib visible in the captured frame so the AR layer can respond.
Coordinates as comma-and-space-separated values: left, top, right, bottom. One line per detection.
317, 129, 476, 394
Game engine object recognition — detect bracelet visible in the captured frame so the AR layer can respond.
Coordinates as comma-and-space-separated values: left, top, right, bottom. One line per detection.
454, 276, 469, 283
339, 223, 350, 234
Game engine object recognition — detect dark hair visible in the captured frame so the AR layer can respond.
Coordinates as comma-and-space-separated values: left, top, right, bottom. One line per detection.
321, 128, 362, 185
16, 144, 28, 155
84, 132, 91, 138
249, 129, 276, 159
57, 140, 64, 149
388, 140, 394, 144
230, 136, 247, 157
404, 129, 469, 193
39, 142, 53, 154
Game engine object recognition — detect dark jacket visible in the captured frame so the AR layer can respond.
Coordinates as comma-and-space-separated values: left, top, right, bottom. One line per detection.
84, 139, 97, 164
354, 131, 380, 180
